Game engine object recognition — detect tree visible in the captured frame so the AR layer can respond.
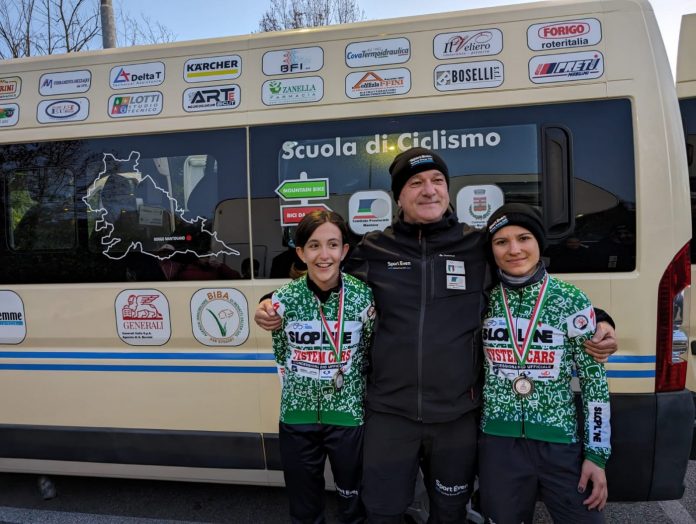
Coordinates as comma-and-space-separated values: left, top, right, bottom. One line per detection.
259, 0, 365, 32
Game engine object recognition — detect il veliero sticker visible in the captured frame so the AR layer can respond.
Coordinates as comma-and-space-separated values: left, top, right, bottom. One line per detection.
433, 29, 503, 59
348, 190, 392, 234
37, 98, 89, 123
529, 50, 604, 84
0, 290, 26, 344
115, 289, 171, 346
190, 289, 249, 346
527, 18, 601, 51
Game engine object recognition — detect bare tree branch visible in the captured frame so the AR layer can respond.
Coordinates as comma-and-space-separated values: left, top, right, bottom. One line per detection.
258, 0, 364, 32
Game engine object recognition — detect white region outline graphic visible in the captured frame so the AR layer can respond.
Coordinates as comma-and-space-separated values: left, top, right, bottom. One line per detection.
82, 151, 240, 261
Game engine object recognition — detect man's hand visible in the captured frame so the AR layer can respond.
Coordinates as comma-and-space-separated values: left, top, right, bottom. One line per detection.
584, 321, 617, 363
255, 298, 282, 331
578, 459, 608, 511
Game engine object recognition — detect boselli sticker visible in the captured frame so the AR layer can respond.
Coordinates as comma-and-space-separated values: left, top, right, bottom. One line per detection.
0, 104, 19, 127
115, 289, 171, 346
183, 55, 241, 83
433, 29, 503, 60
190, 288, 249, 346
37, 98, 89, 123
110, 62, 165, 89
262, 77, 323, 105
529, 50, 604, 84
345, 68, 411, 99
263, 47, 323, 76
434, 61, 503, 91
527, 18, 601, 51
345, 38, 410, 68
0, 77, 21, 100
108, 91, 163, 118
0, 290, 27, 344
39, 70, 91, 96
183, 84, 240, 112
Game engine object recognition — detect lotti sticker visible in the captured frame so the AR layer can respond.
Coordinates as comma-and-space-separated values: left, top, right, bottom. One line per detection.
263, 47, 323, 75
262, 77, 323, 105
39, 70, 91, 96
527, 18, 601, 51
37, 98, 89, 123
456, 185, 504, 228
183, 84, 240, 112
115, 289, 171, 345
108, 91, 163, 118
433, 29, 503, 60
434, 60, 503, 91
0, 77, 21, 100
110, 62, 165, 89
345, 68, 411, 99
0, 290, 27, 344
0, 104, 19, 127
348, 190, 392, 235
529, 51, 604, 84
183, 55, 241, 83
345, 38, 410, 68
191, 288, 249, 346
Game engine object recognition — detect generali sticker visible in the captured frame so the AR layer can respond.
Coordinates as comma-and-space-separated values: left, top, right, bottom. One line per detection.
0, 77, 21, 100
0, 290, 27, 344
261, 76, 323, 105
190, 289, 249, 346
109, 62, 165, 89
529, 50, 604, 84
115, 289, 171, 346
39, 70, 91, 96
345, 38, 410, 68
263, 47, 323, 75
0, 104, 19, 127
37, 98, 89, 123
433, 29, 503, 60
527, 18, 601, 51
183, 55, 241, 83
345, 68, 411, 99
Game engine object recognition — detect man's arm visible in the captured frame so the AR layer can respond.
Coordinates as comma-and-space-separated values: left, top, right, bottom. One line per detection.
585, 308, 617, 363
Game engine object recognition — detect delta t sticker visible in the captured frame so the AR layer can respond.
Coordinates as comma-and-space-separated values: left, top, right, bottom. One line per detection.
348, 190, 392, 234
191, 288, 249, 346
110, 62, 165, 89
0, 290, 27, 344
527, 18, 601, 51
529, 51, 604, 84
115, 289, 171, 346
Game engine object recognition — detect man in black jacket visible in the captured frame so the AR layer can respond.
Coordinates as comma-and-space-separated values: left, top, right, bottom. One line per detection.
255, 147, 617, 523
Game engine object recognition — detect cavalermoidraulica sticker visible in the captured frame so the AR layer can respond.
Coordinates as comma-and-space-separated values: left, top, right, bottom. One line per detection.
263, 47, 324, 76
110, 62, 165, 90
115, 289, 171, 346
183, 55, 241, 83
37, 98, 89, 123
0, 290, 27, 344
529, 50, 604, 84
182, 84, 240, 112
345, 68, 411, 99
190, 289, 249, 346
527, 18, 601, 51
39, 70, 91, 96
434, 61, 504, 91
348, 190, 392, 235
345, 38, 410, 68
0, 104, 19, 127
433, 29, 503, 60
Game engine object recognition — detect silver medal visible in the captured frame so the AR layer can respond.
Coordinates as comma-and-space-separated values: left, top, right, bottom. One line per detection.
333, 369, 345, 391
512, 375, 534, 397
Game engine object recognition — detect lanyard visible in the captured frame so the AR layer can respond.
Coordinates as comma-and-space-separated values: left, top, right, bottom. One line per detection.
317, 284, 345, 367
501, 275, 549, 367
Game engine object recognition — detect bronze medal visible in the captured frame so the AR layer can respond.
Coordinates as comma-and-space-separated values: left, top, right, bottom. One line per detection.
512, 374, 534, 397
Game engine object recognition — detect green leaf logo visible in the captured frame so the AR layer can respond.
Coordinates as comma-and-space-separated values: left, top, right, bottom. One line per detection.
207, 308, 227, 337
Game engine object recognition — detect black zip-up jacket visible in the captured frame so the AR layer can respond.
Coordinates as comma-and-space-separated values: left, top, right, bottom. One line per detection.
345, 210, 492, 423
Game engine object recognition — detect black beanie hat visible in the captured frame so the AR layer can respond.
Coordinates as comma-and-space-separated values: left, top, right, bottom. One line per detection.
388, 147, 449, 201
486, 203, 547, 252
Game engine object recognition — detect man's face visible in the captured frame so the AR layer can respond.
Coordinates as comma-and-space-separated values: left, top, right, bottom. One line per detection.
398, 169, 450, 224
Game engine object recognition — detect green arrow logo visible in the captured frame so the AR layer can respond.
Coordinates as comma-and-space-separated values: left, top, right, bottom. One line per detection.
275, 178, 329, 200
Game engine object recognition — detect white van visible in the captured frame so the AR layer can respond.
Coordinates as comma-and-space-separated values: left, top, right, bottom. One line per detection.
0, 0, 691, 500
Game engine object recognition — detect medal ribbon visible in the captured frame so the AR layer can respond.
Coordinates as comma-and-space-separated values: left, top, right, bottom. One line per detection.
318, 284, 346, 369
501, 275, 550, 368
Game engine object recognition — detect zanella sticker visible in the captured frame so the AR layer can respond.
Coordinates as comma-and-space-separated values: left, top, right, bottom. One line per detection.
0, 77, 21, 100
529, 50, 604, 83
0, 104, 19, 127
110, 62, 165, 89
348, 190, 392, 234
190, 288, 249, 346
345, 68, 410, 99
37, 98, 89, 123
433, 29, 503, 59
183, 84, 240, 112
39, 70, 91, 95
345, 38, 410, 67
263, 47, 323, 75
262, 77, 323, 105
0, 290, 27, 344
108, 91, 163, 118
183, 55, 241, 83
456, 185, 504, 228
116, 289, 171, 346
434, 61, 503, 91
527, 18, 601, 51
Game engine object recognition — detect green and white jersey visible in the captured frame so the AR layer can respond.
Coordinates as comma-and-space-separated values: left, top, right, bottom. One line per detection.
271, 273, 375, 426
481, 273, 611, 468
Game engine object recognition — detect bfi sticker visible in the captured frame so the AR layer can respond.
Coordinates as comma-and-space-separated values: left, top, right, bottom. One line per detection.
37, 98, 89, 123
108, 91, 163, 118
115, 289, 171, 346
183, 84, 240, 112
39, 70, 91, 96
190, 288, 249, 346
433, 29, 503, 60
345, 38, 410, 68
261, 77, 323, 105
348, 190, 392, 235
263, 47, 323, 75
110, 62, 165, 89
183, 55, 241, 83
345, 68, 411, 99
0, 104, 19, 127
529, 50, 604, 84
0, 290, 27, 344
0, 77, 21, 100
527, 18, 601, 51
434, 61, 503, 91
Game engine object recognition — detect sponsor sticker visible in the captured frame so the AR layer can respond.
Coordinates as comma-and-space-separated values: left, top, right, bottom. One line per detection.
433, 29, 503, 59
0, 77, 21, 100
39, 70, 91, 96
588, 401, 611, 447
446, 260, 465, 275
527, 18, 601, 51
115, 289, 171, 346
183, 55, 241, 83
348, 190, 392, 234
191, 288, 249, 346
110, 62, 165, 89
37, 98, 89, 123
183, 84, 240, 112
262, 76, 323, 105
446, 275, 466, 290
263, 47, 323, 75
529, 50, 604, 84
0, 104, 19, 127
345, 38, 410, 67
108, 91, 163, 118
456, 185, 504, 228
0, 290, 27, 344
345, 68, 411, 99
434, 60, 503, 91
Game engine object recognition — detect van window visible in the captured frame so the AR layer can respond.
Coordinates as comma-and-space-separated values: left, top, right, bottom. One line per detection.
680, 97, 696, 261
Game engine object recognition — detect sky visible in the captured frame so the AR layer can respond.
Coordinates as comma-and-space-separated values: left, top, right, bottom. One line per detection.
116, 0, 695, 77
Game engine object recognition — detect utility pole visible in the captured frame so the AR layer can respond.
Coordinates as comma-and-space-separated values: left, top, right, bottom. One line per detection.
100, 0, 116, 48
